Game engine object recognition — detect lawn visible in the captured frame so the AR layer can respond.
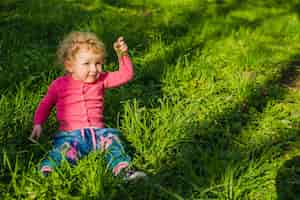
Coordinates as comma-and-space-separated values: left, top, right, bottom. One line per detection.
0, 0, 300, 199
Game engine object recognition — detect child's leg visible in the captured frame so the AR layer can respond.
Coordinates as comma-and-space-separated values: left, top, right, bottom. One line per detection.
40, 148, 62, 174
95, 128, 131, 175
40, 131, 85, 174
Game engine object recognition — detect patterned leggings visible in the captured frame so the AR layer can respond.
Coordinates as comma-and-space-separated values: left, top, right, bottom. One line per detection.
40, 128, 131, 175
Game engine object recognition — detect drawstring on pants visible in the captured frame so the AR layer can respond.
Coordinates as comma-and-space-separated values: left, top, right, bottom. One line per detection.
80, 128, 97, 150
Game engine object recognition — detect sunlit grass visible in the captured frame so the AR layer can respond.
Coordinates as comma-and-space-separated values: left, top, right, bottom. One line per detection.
1, 0, 300, 199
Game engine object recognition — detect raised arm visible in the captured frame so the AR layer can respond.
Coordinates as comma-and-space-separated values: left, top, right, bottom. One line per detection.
103, 55, 134, 88
103, 36, 134, 88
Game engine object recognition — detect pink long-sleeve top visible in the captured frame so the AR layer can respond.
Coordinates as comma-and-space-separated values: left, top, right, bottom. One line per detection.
33, 55, 134, 131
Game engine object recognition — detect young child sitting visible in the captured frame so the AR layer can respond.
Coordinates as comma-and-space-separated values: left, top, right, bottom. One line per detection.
29, 31, 146, 181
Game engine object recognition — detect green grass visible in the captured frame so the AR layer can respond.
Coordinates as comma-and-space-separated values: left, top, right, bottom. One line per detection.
1, 0, 300, 199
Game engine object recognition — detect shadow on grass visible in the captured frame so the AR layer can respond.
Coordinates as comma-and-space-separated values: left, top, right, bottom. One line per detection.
276, 156, 300, 200
0, 1, 90, 91
87, 1, 300, 199
104, 0, 300, 126
143, 55, 300, 199
1, 0, 299, 199
104, 0, 270, 124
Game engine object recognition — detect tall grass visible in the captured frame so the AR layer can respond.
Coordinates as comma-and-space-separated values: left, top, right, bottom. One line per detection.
1, 0, 300, 199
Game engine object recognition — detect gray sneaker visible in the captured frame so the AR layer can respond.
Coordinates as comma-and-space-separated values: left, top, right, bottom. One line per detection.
121, 169, 147, 181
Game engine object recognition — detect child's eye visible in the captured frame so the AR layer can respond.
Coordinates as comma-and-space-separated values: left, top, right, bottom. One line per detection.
96, 62, 101, 66
84, 62, 89, 65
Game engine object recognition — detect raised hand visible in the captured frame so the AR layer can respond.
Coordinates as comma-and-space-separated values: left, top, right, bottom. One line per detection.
113, 36, 128, 57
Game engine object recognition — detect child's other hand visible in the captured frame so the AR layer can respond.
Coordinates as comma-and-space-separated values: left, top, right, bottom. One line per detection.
29, 124, 42, 143
113, 36, 128, 57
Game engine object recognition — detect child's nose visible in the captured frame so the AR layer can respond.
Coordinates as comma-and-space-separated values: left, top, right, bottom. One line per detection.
89, 64, 97, 72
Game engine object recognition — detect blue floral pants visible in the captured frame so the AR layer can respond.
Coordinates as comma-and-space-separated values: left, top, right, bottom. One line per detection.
40, 128, 131, 175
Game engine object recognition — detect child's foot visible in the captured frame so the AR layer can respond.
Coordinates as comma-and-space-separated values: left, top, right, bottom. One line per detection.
120, 168, 147, 182
40, 166, 53, 176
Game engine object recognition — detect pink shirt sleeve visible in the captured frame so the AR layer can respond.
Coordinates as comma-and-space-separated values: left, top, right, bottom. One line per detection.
103, 55, 134, 88
33, 81, 58, 125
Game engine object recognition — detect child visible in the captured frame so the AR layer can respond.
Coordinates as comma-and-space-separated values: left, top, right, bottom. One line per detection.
29, 31, 146, 181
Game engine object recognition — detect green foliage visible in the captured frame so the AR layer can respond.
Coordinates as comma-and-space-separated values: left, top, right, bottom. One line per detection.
1, 0, 300, 199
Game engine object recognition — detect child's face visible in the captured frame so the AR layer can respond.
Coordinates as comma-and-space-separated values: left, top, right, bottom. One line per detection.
65, 48, 103, 83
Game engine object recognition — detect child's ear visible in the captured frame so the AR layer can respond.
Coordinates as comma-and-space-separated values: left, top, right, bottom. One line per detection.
64, 59, 73, 73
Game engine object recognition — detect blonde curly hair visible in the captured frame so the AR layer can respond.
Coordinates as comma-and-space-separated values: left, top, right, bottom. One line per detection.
57, 31, 106, 67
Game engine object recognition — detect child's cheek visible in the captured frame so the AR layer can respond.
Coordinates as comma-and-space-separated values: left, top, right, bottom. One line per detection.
97, 65, 102, 72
